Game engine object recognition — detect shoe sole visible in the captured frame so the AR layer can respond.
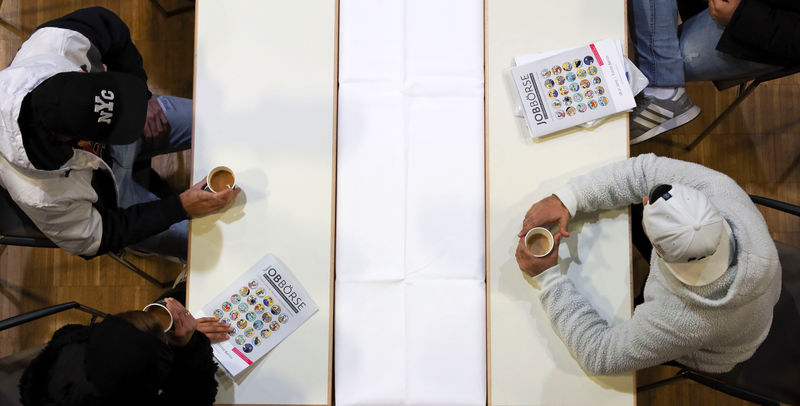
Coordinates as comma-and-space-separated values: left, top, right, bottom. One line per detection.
630, 105, 702, 145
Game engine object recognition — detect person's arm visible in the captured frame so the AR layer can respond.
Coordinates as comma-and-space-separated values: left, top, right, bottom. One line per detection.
516, 229, 702, 374
92, 175, 239, 257
719, 0, 800, 64
92, 194, 187, 257
557, 153, 736, 215
38, 7, 148, 83
535, 274, 706, 374
519, 153, 733, 238
158, 298, 219, 406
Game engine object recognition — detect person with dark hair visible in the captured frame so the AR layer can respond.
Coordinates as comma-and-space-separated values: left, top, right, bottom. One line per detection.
515, 154, 780, 374
628, 0, 798, 144
0, 7, 239, 263
19, 291, 229, 406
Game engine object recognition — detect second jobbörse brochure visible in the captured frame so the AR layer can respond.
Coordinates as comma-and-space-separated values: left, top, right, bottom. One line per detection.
511, 39, 635, 138
199, 254, 318, 377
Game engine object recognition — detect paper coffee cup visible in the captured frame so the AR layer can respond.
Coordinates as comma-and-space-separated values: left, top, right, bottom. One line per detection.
143, 301, 173, 332
204, 166, 236, 193
524, 227, 554, 257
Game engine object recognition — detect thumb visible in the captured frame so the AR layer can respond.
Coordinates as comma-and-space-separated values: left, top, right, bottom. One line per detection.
551, 233, 562, 254
558, 216, 570, 238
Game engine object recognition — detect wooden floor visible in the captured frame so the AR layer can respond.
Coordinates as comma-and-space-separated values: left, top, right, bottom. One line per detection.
1, 1, 796, 405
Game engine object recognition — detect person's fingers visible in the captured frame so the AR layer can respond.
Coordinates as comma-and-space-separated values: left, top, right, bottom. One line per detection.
516, 236, 528, 257
191, 177, 208, 190
158, 108, 170, 128
558, 215, 570, 238
153, 115, 164, 137
198, 319, 233, 333
551, 233, 561, 255
708, 0, 719, 16
206, 333, 230, 343
147, 116, 158, 141
215, 187, 240, 205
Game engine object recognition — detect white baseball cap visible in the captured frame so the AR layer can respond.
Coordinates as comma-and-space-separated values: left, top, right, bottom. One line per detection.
643, 184, 732, 286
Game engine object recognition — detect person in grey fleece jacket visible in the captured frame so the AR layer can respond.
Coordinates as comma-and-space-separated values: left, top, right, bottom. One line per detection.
515, 153, 781, 375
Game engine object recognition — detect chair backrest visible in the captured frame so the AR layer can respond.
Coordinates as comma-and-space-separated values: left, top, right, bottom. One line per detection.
709, 241, 800, 405
0, 186, 56, 248
698, 197, 800, 404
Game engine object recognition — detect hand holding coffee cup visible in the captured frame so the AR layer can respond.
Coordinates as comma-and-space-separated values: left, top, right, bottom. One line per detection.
163, 298, 197, 347
516, 227, 561, 277
518, 195, 571, 239
179, 175, 240, 218
143, 299, 173, 332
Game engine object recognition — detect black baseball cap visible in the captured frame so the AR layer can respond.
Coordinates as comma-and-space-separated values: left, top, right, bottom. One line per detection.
29, 71, 148, 145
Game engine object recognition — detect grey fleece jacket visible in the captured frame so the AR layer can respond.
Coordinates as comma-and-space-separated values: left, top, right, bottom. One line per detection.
533, 153, 780, 375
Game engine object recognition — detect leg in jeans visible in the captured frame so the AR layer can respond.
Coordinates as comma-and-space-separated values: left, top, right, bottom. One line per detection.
110, 95, 193, 262
632, 0, 685, 87
680, 10, 781, 82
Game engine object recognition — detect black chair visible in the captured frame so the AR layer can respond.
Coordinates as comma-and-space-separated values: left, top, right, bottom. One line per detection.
638, 195, 800, 405
0, 186, 173, 288
0, 301, 107, 333
685, 65, 800, 151
0, 302, 108, 406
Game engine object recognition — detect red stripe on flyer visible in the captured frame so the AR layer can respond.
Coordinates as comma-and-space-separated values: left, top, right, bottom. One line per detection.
232, 348, 253, 365
590, 44, 604, 66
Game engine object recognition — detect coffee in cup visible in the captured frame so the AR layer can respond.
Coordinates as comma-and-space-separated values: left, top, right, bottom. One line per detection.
524, 227, 554, 257
205, 166, 236, 193
142, 300, 173, 332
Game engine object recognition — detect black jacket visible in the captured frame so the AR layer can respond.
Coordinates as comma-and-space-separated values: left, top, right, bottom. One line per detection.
718, 0, 800, 66
19, 318, 218, 406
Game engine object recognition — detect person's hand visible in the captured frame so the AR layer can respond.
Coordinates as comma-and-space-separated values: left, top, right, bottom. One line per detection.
197, 317, 234, 343
516, 233, 561, 277
164, 297, 197, 347
143, 96, 170, 152
709, 0, 741, 26
179, 177, 240, 218
518, 194, 571, 239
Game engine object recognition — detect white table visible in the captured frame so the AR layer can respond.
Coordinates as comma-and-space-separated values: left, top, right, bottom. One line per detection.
188, 1, 335, 404
487, 1, 636, 405
189, 0, 635, 404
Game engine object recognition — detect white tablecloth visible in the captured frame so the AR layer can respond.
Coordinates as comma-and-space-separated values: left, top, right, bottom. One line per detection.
336, 0, 486, 404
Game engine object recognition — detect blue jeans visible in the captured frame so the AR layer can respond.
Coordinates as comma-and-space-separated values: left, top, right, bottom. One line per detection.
109, 95, 192, 262
632, 0, 779, 87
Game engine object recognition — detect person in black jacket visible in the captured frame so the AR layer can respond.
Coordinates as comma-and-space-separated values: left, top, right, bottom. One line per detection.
19, 293, 227, 406
628, 0, 797, 144
0, 7, 239, 262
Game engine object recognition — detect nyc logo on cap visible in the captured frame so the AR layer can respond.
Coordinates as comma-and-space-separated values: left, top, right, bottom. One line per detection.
94, 90, 115, 124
